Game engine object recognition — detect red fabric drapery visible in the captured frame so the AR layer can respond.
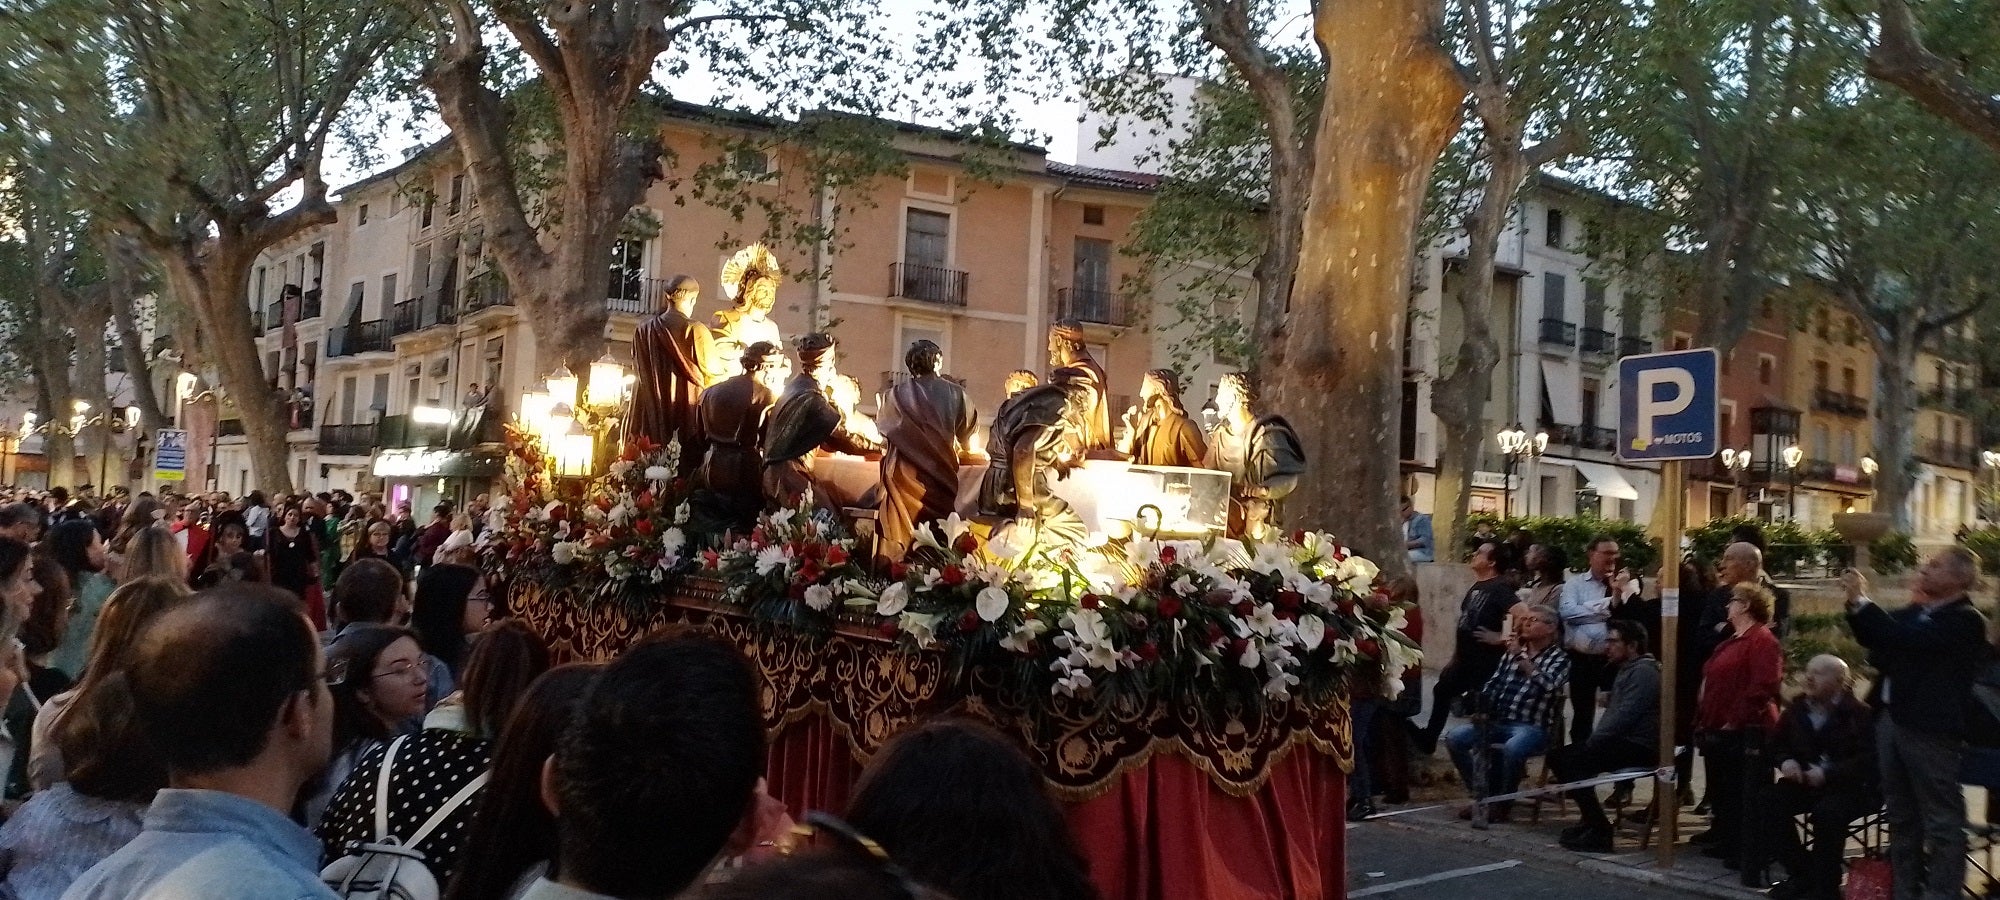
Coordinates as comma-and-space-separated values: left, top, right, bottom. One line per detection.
765, 715, 1348, 900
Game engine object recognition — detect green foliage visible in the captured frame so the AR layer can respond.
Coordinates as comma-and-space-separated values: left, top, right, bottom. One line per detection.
1686, 516, 1834, 576
1959, 527, 2000, 576
1781, 614, 1871, 678
1465, 513, 1657, 576
1869, 532, 1919, 576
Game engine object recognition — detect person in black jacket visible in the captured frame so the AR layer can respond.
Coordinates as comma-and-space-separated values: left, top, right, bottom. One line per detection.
1843, 551, 1990, 900
1414, 540, 1519, 754
1761, 655, 1879, 900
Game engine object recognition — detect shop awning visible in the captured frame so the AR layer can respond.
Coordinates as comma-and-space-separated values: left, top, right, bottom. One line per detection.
1540, 359, 1581, 426
1570, 460, 1640, 501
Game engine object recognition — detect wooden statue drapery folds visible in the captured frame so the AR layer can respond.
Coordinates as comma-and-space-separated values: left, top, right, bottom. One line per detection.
697, 342, 786, 528
876, 340, 975, 564
979, 376, 1094, 547
1119, 368, 1207, 468
623, 275, 718, 473
1201, 373, 1307, 539
1048, 321, 1112, 454
762, 334, 881, 510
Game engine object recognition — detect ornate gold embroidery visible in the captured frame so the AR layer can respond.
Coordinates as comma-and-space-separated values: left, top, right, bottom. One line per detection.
510, 578, 1352, 800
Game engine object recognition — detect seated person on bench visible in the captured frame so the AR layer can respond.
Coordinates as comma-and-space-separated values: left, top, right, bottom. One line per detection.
1552, 618, 1659, 852
1445, 604, 1570, 823
1761, 654, 1878, 900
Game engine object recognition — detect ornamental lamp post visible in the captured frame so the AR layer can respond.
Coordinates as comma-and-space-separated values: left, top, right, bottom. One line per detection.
1782, 444, 1805, 522
1721, 447, 1752, 513
1495, 423, 1547, 518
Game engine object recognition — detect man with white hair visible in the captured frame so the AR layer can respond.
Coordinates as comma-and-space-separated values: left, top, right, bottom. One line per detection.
1759, 654, 1878, 900
1844, 548, 1989, 900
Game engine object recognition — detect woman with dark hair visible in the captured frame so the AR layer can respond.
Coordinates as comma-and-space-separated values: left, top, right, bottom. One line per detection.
844, 718, 1098, 900
27, 576, 188, 792
306, 624, 432, 829
317, 623, 551, 886
442, 664, 603, 900
241, 489, 271, 540
411, 564, 488, 677
6, 551, 73, 798
347, 518, 395, 568
264, 504, 323, 628
107, 494, 162, 559
330, 557, 406, 632
424, 620, 549, 738
192, 512, 265, 589
46, 520, 112, 679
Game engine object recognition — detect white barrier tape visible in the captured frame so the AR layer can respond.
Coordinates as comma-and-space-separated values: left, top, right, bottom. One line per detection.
1473, 767, 1676, 807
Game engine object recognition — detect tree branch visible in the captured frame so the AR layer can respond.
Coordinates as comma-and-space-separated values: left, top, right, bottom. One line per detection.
1867, 0, 2000, 155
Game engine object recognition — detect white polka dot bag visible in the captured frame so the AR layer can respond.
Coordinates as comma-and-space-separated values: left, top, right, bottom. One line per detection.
322, 735, 489, 900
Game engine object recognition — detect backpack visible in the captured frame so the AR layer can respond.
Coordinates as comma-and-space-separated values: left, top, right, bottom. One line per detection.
321, 735, 489, 900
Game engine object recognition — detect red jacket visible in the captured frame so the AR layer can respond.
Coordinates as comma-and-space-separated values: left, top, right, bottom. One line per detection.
1696, 623, 1782, 733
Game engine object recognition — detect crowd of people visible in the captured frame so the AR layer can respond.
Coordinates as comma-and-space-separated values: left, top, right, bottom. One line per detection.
0, 485, 1105, 900
1370, 516, 1998, 900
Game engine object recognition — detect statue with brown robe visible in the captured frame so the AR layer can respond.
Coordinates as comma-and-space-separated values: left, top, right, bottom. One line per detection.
762, 334, 881, 511
978, 377, 1094, 551
623, 275, 717, 471
1200, 373, 1306, 539
696, 342, 785, 527
1117, 368, 1207, 468
876, 340, 976, 564
1047, 321, 1112, 454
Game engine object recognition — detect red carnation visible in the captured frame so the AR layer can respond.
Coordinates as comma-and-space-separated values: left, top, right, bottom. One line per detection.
958, 608, 983, 633
594, 496, 613, 512
1276, 590, 1303, 612
1159, 545, 1177, 565
1204, 622, 1225, 644
1080, 593, 1102, 609
634, 518, 654, 536
701, 550, 720, 569
1229, 637, 1250, 658
953, 532, 980, 555
1290, 529, 1307, 545
1156, 595, 1183, 618
1233, 601, 1254, 618
941, 565, 966, 586
1336, 597, 1357, 617
797, 561, 822, 584
1356, 638, 1382, 660
787, 581, 808, 600
888, 561, 909, 581
825, 545, 849, 567
1137, 642, 1160, 662
548, 504, 568, 522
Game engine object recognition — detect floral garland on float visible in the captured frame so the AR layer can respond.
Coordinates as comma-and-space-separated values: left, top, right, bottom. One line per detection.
480, 434, 1420, 709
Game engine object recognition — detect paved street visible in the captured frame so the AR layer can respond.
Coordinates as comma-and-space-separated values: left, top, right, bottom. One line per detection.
1347, 816, 1713, 899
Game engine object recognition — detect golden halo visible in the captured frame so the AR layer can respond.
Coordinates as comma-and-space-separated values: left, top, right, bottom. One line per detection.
721, 242, 783, 301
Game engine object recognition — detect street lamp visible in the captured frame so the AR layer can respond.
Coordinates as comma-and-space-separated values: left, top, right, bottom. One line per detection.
1496, 423, 1548, 518
1782, 444, 1805, 522
1720, 447, 1752, 513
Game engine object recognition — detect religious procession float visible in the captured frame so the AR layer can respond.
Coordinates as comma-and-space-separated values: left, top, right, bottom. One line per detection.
479, 245, 1419, 900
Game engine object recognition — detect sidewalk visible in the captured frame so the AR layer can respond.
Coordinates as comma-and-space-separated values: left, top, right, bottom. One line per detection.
1360, 795, 1767, 900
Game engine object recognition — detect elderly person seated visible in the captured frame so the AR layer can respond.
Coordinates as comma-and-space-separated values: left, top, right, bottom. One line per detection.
1761, 655, 1879, 900
1552, 618, 1660, 852
1444, 604, 1571, 823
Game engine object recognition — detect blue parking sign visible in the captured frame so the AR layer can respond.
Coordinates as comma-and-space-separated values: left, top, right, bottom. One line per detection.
1617, 349, 1718, 462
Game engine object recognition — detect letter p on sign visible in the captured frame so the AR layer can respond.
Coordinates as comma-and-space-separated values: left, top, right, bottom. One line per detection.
1617, 349, 1718, 463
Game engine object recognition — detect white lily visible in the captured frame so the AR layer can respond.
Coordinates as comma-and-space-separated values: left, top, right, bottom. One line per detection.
900, 612, 943, 647
674, 501, 692, 525
999, 618, 1048, 653
938, 512, 971, 548
1297, 615, 1327, 651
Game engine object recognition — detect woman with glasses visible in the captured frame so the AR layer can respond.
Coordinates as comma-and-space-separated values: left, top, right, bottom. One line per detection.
318, 623, 551, 888
305, 624, 431, 829
411, 564, 489, 679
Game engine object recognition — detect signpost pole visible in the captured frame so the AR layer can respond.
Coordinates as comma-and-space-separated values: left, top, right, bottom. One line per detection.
1657, 458, 1684, 867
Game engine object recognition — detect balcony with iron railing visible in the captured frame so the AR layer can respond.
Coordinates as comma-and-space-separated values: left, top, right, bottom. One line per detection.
1920, 440, 1978, 469
328, 319, 390, 357
391, 292, 462, 337
1812, 389, 1870, 418
1618, 335, 1653, 357
1535, 420, 1578, 447
1580, 327, 1616, 357
318, 423, 377, 456
1538, 318, 1577, 348
1578, 424, 1618, 452
462, 274, 513, 315
1919, 387, 1973, 412
1054, 287, 1130, 327
889, 262, 968, 307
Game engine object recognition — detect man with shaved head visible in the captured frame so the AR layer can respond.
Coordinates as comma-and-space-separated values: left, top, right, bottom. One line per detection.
1844, 549, 1988, 900
1759, 655, 1877, 899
